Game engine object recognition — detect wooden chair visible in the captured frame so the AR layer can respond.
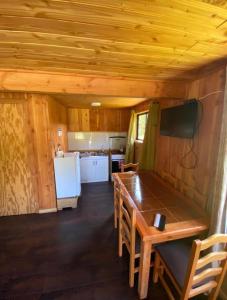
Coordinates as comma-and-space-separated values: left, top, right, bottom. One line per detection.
114, 163, 138, 229
118, 190, 140, 287
153, 234, 227, 300
113, 180, 120, 229
121, 163, 139, 173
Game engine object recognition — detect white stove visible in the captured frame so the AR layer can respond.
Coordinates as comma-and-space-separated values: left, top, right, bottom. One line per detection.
110, 153, 125, 177
109, 136, 127, 177
111, 153, 125, 160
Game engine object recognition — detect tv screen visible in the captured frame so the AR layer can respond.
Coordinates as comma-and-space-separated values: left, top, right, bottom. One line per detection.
160, 100, 198, 138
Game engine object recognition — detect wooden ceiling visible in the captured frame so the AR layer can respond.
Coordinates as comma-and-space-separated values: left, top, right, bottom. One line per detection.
54, 94, 147, 108
0, 1, 227, 80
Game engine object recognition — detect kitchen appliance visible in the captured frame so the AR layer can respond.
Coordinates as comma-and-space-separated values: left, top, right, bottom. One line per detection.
109, 136, 127, 177
54, 152, 81, 210
111, 153, 125, 173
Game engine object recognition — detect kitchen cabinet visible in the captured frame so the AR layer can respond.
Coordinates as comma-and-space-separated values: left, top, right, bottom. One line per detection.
90, 108, 130, 132
80, 156, 109, 183
80, 158, 93, 183
68, 108, 90, 131
68, 108, 130, 132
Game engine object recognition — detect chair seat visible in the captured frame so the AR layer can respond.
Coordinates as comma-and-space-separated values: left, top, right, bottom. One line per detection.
155, 239, 212, 290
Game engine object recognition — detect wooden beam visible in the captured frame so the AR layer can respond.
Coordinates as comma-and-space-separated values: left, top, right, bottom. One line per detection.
0, 70, 187, 98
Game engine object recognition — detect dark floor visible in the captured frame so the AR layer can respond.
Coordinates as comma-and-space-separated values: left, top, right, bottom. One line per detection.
0, 182, 209, 300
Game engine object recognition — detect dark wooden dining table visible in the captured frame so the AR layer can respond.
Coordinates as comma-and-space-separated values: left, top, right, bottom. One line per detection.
113, 171, 209, 299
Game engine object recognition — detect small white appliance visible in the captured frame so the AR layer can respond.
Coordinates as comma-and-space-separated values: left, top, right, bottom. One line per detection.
54, 152, 81, 199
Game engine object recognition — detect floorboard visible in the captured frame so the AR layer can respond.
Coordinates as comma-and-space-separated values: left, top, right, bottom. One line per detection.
0, 182, 211, 299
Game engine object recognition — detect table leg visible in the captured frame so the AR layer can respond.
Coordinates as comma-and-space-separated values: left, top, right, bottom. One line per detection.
138, 239, 152, 299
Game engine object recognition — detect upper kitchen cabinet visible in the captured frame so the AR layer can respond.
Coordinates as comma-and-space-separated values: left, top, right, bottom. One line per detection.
119, 109, 131, 132
68, 108, 130, 132
90, 108, 106, 131
68, 108, 90, 132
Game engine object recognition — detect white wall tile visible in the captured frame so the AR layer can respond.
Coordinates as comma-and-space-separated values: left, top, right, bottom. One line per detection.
68, 132, 127, 151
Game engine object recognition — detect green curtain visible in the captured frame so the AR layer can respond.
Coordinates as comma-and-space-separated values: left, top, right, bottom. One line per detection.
139, 103, 159, 170
125, 110, 136, 164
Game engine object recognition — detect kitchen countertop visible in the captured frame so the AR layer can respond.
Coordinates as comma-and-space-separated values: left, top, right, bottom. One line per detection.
79, 151, 109, 158
68, 149, 125, 157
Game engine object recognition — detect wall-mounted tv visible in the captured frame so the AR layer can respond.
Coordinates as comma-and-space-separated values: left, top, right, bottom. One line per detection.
160, 100, 199, 138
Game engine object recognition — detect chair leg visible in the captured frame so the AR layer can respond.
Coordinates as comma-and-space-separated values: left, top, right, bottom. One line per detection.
118, 226, 123, 257
114, 203, 118, 229
159, 271, 175, 300
208, 287, 221, 300
129, 255, 135, 287
153, 252, 161, 283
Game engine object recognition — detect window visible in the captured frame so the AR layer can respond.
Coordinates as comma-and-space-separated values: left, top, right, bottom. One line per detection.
137, 112, 148, 140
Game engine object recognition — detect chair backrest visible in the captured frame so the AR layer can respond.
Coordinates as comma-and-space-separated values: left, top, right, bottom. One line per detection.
182, 234, 227, 300
121, 163, 139, 173
114, 180, 121, 202
119, 191, 136, 255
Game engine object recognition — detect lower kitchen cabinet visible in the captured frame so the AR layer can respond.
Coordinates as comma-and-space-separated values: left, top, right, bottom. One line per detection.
80, 156, 109, 183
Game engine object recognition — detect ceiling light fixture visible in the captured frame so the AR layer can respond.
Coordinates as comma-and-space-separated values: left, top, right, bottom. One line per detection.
91, 102, 101, 107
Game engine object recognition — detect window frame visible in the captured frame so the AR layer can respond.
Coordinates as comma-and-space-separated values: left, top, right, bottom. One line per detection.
136, 112, 148, 141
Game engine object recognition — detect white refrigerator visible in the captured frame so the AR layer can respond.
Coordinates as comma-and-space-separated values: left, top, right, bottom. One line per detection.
54, 152, 81, 199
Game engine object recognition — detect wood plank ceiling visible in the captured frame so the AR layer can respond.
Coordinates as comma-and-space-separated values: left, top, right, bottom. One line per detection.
0, 0, 227, 80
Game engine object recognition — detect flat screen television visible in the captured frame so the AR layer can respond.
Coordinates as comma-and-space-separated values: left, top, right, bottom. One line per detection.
160, 100, 198, 138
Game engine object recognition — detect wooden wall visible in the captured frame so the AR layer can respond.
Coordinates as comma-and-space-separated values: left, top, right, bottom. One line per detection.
134, 66, 225, 209
68, 108, 130, 132
48, 97, 68, 155
154, 67, 225, 209
134, 99, 151, 113
28, 94, 57, 211
0, 93, 39, 216
0, 93, 64, 216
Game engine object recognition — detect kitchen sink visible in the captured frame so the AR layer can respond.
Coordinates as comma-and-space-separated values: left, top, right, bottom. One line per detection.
80, 151, 107, 158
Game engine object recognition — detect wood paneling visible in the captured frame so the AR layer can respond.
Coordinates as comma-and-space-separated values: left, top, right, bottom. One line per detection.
0, 95, 39, 216
29, 94, 57, 210
90, 108, 105, 132
54, 94, 146, 108
104, 109, 121, 132
68, 108, 130, 132
0, 93, 70, 216
48, 97, 68, 154
0, 1, 227, 79
0, 70, 187, 98
134, 99, 151, 113
68, 108, 90, 132
119, 109, 131, 132
154, 67, 226, 209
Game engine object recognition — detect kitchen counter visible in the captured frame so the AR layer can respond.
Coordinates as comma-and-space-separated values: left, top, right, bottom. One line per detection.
79, 151, 109, 158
